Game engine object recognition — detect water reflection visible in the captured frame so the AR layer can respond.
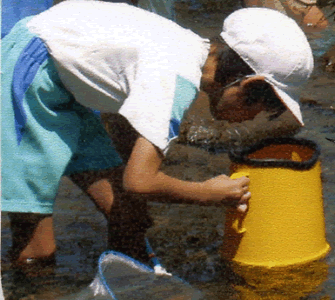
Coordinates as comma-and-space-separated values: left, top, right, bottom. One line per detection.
232, 261, 329, 299
199, 260, 330, 299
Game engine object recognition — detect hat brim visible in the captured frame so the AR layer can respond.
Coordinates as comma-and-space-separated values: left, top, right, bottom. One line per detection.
268, 83, 304, 126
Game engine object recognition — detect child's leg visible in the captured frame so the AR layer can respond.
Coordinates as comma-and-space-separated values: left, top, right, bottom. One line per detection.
69, 167, 153, 262
302, 4, 329, 29
67, 112, 153, 261
105, 167, 153, 262
8, 213, 56, 264
2, 19, 82, 268
283, 0, 329, 29
68, 168, 119, 219
244, 0, 329, 29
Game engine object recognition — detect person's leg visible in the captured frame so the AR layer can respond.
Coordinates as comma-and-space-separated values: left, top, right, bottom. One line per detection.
64, 111, 153, 262
68, 169, 118, 220
282, 0, 328, 29
69, 166, 153, 262
8, 213, 56, 264
302, 4, 329, 28
1, 19, 83, 268
243, 0, 329, 29
106, 169, 153, 263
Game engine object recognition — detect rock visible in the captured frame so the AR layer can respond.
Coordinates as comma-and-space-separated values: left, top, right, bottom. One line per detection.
322, 44, 335, 72
178, 109, 301, 149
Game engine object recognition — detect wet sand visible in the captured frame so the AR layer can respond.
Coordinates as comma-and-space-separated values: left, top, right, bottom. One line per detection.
2, 1, 335, 299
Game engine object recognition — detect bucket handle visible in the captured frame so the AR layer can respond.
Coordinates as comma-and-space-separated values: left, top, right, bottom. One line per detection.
230, 172, 249, 234
232, 219, 246, 234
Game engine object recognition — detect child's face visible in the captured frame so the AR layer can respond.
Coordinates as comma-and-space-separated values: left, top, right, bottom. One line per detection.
209, 76, 269, 123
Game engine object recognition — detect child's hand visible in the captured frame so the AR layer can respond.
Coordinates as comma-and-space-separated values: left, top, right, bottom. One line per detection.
201, 175, 250, 210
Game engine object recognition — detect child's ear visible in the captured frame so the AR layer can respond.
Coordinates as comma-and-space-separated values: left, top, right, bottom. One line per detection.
240, 75, 266, 89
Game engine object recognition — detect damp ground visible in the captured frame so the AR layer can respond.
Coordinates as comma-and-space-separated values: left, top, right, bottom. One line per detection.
2, 1, 335, 299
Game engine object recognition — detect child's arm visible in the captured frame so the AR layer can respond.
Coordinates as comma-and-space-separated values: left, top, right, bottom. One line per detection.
123, 136, 251, 207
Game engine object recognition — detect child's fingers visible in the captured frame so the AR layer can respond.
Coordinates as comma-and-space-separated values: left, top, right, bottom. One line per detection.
241, 191, 251, 202
242, 185, 249, 193
237, 203, 248, 213
237, 191, 251, 213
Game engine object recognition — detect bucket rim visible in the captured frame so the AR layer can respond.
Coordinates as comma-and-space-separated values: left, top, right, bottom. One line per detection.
228, 138, 320, 170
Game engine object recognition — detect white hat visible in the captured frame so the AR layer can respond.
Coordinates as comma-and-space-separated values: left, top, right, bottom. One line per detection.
220, 8, 314, 125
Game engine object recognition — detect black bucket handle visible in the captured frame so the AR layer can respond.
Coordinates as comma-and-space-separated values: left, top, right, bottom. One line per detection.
228, 138, 320, 170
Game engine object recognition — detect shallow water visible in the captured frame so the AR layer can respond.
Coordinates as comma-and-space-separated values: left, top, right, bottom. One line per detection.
2, 1, 335, 299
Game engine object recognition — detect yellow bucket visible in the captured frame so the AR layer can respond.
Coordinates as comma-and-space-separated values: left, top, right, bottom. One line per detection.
221, 138, 330, 267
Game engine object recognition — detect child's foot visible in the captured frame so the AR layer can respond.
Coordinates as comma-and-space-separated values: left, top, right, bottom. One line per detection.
8, 212, 57, 274
10, 253, 56, 277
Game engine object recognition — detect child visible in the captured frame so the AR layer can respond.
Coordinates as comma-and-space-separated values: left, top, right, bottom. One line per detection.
2, 3, 313, 269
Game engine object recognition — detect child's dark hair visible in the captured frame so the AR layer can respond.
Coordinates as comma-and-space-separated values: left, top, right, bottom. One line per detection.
213, 37, 286, 113
214, 41, 253, 85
